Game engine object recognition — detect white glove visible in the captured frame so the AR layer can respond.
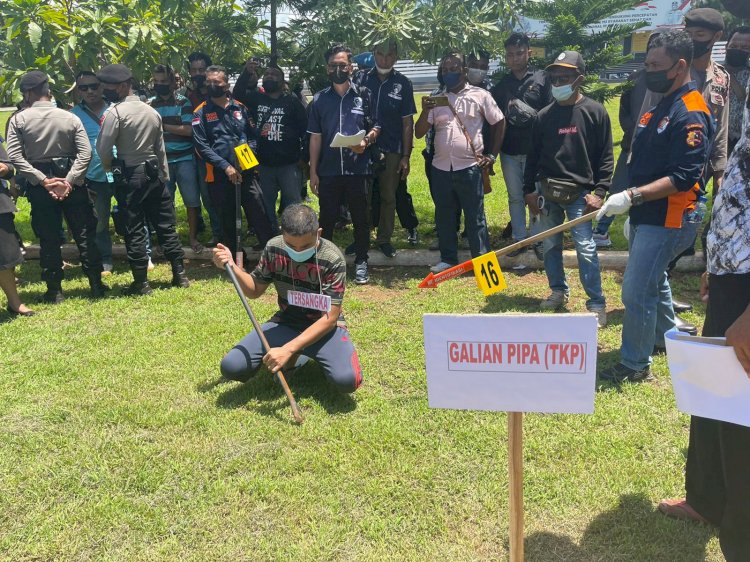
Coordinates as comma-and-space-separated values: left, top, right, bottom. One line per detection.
596, 190, 632, 221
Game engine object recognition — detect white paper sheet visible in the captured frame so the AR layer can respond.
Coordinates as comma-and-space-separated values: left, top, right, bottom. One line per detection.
665, 328, 750, 427
330, 130, 365, 148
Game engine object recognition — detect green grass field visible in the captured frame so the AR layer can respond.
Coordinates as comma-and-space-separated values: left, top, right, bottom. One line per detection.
0, 99, 723, 560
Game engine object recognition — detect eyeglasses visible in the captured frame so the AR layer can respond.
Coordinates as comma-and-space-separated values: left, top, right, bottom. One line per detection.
327, 64, 349, 70
548, 74, 578, 86
78, 83, 100, 91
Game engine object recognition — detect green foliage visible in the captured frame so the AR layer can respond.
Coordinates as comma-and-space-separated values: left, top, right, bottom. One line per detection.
0, 0, 264, 103
526, 0, 647, 102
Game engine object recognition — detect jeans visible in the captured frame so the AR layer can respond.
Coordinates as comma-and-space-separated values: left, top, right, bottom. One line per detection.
221, 322, 363, 393
619, 222, 683, 370
258, 163, 302, 232
87, 180, 114, 265
539, 192, 604, 308
166, 158, 201, 208
594, 149, 629, 236
318, 175, 370, 263
500, 152, 529, 241
431, 165, 490, 264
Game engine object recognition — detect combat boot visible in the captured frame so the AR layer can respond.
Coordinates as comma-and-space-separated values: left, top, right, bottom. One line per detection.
171, 261, 190, 288
123, 269, 152, 296
88, 274, 109, 299
42, 280, 64, 304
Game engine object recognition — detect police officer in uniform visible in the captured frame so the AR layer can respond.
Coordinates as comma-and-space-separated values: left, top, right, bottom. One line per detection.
6, 70, 106, 303
95, 64, 189, 295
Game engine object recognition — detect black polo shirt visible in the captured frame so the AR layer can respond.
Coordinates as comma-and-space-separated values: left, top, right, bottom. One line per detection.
491, 69, 552, 156
307, 82, 379, 177
629, 82, 715, 229
355, 68, 416, 155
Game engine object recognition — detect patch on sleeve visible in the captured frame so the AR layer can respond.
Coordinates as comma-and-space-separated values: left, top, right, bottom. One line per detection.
686, 129, 704, 148
638, 111, 653, 127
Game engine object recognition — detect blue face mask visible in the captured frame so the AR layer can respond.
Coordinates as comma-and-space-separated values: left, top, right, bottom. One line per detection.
551, 84, 575, 102
442, 71, 462, 89
285, 238, 318, 262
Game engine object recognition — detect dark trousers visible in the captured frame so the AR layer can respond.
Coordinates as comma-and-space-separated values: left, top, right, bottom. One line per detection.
208, 173, 273, 259
115, 167, 184, 274
686, 272, 750, 562
371, 177, 419, 231
27, 184, 102, 286
319, 175, 369, 262
424, 152, 461, 229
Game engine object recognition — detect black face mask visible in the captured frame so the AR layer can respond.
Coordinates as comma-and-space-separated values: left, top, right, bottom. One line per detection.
207, 85, 227, 98
328, 68, 350, 84
153, 84, 171, 96
645, 61, 678, 94
102, 88, 121, 103
262, 79, 281, 93
692, 39, 713, 59
725, 48, 750, 68
191, 75, 206, 88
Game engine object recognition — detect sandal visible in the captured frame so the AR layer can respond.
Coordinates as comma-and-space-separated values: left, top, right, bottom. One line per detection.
657, 498, 709, 524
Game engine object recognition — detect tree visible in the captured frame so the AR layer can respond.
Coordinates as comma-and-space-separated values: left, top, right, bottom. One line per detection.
524, 0, 647, 101
0, 0, 264, 103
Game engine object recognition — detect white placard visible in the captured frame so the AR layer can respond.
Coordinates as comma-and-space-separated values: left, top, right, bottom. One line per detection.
424, 314, 598, 413
665, 329, 750, 428
287, 290, 332, 313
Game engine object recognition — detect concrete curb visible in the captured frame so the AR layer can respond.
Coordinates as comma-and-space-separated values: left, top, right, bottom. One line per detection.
23, 244, 707, 273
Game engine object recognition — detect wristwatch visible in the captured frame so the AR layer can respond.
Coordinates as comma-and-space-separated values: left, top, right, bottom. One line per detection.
628, 187, 645, 206
486, 154, 497, 164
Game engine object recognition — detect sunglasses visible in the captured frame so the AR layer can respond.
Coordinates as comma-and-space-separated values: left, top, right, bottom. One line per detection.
78, 83, 100, 91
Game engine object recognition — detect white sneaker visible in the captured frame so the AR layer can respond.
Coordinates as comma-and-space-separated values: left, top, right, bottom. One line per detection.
593, 233, 612, 248
587, 306, 607, 328
540, 291, 569, 311
430, 261, 455, 274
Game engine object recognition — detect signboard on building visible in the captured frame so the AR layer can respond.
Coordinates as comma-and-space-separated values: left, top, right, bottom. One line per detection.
518, 0, 692, 37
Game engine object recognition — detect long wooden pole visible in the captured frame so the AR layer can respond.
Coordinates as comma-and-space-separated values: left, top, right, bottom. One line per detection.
495, 210, 599, 258
508, 412, 524, 562
225, 263, 304, 424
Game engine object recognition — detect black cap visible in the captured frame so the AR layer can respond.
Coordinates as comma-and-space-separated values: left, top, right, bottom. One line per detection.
546, 51, 586, 75
684, 8, 725, 32
96, 64, 132, 84
19, 70, 48, 92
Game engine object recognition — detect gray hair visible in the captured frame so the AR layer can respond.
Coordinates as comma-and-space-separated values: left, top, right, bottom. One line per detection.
280, 204, 319, 236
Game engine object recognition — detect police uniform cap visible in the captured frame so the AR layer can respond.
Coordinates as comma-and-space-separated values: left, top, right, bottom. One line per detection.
19, 70, 48, 92
546, 51, 586, 75
684, 8, 725, 32
97, 64, 133, 84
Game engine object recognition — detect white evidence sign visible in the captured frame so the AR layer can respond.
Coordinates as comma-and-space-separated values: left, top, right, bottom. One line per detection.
424, 314, 598, 414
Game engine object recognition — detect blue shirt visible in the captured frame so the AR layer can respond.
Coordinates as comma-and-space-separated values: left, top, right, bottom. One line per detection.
71, 101, 109, 182
149, 93, 194, 164
629, 82, 715, 229
192, 96, 254, 182
307, 82, 379, 177
355, 68, 416, 154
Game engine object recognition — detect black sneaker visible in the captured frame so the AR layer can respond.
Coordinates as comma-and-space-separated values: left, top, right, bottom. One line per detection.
379, 242, 396, 258
123, 281, 153, 296
533, 243, 544, 261
344, 242, 356, 256
407, 228, 419, 245
507, 246, 527, 258
599, 363, 654, 383
42, 289, 64, 304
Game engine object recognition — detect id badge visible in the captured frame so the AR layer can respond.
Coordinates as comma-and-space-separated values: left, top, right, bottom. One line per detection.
234, 143, 259, 171
287, 290, 332, 313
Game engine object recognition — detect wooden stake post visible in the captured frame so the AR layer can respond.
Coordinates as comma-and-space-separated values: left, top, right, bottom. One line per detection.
508, 412, 524, 562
